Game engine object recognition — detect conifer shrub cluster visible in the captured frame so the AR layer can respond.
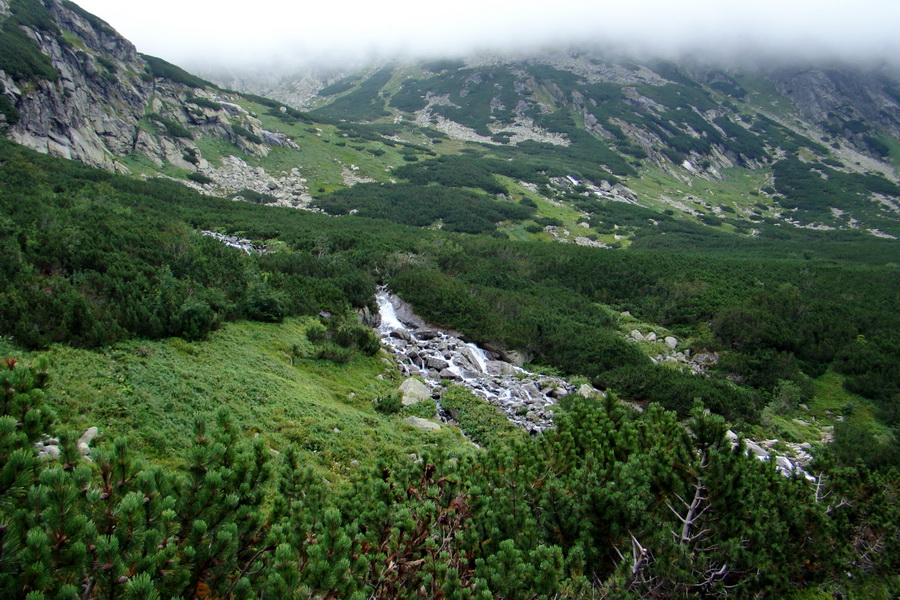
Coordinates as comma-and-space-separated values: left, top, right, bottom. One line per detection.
439, 386, 516, 446
313, 66, 393, 122
185, 96, 222, 110
140, 53, 215, 89
316, 183, 534, 234
0, 142, 377, 349
232, 123, 262, 145
0, 0, 60, 83
305, 313, 380, 364
0, 357, 896, 599
372, 390, 402, 415
186, 171, 212, 184
0, 140, 897, 446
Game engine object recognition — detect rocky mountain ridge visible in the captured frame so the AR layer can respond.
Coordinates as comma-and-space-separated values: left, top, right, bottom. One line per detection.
2, 1, 900, 239
210, 49, 900, 236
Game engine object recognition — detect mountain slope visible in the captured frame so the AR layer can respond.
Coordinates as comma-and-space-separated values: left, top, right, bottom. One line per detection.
0, 4, 898, 597
0, 0, 301, 179
222, 52, 900, 239
3, 1, 899, 242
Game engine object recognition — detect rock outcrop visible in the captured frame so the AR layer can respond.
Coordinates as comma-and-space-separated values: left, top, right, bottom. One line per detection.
4, 0, 150, 170
0, 0, 300, 194
399, 378, 432, 406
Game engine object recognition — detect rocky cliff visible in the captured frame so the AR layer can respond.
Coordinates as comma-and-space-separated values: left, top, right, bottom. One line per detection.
0, 0, 289, 175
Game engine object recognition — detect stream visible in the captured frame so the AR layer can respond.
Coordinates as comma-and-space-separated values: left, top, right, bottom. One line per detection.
375, 290, 578, 433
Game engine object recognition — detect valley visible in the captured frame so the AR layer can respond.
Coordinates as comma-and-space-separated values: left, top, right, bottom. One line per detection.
0, 0, 898, 598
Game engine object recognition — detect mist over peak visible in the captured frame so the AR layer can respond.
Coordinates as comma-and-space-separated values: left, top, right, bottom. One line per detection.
72, 0, 900, 73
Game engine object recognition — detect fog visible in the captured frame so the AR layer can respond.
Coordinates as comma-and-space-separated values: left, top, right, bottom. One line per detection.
74, 0, 900, 71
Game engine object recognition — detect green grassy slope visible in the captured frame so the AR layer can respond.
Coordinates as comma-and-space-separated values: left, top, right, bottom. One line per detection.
0, 317, 473, 469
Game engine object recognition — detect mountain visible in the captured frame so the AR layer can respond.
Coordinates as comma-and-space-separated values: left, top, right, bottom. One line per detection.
3, 0, 899, 241
219, 52, 900, 238
0, 0, 304, 194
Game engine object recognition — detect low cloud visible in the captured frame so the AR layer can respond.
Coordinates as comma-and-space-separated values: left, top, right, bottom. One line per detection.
74, 0, 900, 70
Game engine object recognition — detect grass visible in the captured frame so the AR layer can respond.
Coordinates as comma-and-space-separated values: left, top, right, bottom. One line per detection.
744, 369, 894, 449
0, 318, 476, 472
628, 165, 770, 219
789, 573, 900, 600
193, 135, 248, 168
809, 370, 893, 439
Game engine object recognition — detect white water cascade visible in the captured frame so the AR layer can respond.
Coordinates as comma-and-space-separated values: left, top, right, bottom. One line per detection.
376, 292, 406, 333
375, 289, 578, 433
373, 289, 816, 479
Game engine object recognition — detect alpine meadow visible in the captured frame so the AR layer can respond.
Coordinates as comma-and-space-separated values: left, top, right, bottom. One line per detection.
0, 0, 898, 598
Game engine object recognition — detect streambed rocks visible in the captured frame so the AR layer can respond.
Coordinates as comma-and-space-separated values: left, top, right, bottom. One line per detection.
375, 291, 818, 480
399, 378, 432, 406
376, 291, 578, 433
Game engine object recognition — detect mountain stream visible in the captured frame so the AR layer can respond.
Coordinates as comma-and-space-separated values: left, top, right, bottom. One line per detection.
375, 290, 578, 434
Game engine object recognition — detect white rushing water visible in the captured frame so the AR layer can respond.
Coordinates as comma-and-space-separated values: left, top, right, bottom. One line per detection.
374, 289, 575, 432
372, 290, 816, 477
465, 343, 491, 375
376, 292, 407, 334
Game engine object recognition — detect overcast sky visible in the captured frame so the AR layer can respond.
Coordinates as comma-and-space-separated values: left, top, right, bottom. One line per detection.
72, 0, 900, 70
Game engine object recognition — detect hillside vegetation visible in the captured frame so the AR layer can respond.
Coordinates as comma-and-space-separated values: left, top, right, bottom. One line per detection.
0, 1, 898, 598
0, 138, 898, 597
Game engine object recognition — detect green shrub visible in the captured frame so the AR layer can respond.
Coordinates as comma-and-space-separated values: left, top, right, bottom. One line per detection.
0, 25, 60, 82
402, 398, 437, 418
187, 171, 212, 185
234, 189, 277, 204
319, 76, 360, 96
182, 148, 200, 165
177, 299, 219, 340
440, 386, 514, 446
0, 93, 19, 125
232, 124, 263, 145
141, 53, 215, 89
242, 288, 287, 322
62, 0, 116, 36
96, 55, 117, 73
147, 113, 193, 139
314, 65, 393, 121
305, 321, 328, 344
316, 183, 533, 234
316, 342, 354, 363
186, 96, 222, 110
373, 391, 402, 414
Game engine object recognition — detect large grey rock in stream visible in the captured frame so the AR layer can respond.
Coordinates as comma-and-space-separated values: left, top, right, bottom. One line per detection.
487, 361, 518, 376
399, 378, 432, 406
426, 357, 450, 371
577, 384, 600, 398
502, 349, 533, 367
404, 417, 441, 431
391, 329, 412, 341
439, 368, 463, 381
356, 306, 379, 328
414, 330, 441, 341
390, 296, 427, 329
78, 426, 99, 457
